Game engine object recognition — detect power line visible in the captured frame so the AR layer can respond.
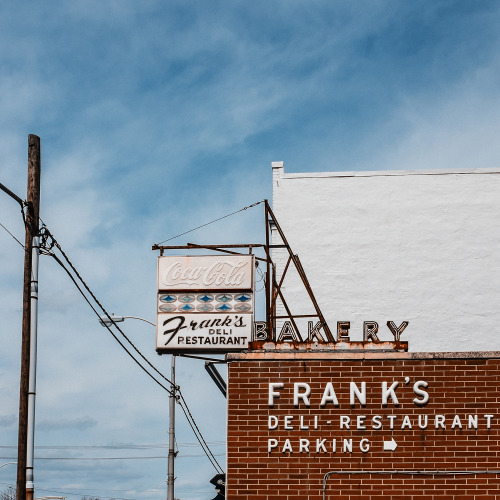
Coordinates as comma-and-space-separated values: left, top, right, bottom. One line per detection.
255, 264, 266, 291
0, 481, 140, 500
0, 442, 225, 450
0, 456, 168, 461
154, 199, 264, 245
33, 485, 136, 500
44, 246, 223, 470
177, 391, 224, 473
0, 454, 224, 461
41, 227, 174, 388
38, 224, 223, 472
42, 248, 174, 396
0, 220, 24, 248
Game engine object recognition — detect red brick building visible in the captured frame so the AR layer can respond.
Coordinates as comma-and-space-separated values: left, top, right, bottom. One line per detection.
227, 351, 500, 499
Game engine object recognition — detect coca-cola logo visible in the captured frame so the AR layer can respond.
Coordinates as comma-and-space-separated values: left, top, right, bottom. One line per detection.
161, 259, 250, 287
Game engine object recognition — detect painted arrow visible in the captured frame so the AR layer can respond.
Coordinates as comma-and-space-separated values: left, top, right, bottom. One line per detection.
383, 438, 398, 451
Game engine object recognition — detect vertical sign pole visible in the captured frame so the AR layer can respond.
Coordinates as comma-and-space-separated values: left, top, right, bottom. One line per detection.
265, 201, 271, 339
17, 135, 41, 500
167, 355, 176, 500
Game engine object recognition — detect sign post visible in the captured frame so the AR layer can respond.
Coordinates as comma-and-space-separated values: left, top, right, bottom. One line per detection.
167, 354, 175, 500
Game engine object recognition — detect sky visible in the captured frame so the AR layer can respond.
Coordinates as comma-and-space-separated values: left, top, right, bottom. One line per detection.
0, 1, 500, 499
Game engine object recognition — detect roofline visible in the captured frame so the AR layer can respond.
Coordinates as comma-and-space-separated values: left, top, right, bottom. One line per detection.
271, 162, 500, 180
228, 350, 500, 361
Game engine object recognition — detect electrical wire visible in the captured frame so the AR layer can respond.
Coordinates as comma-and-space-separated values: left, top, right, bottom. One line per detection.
0, 454, 223, 460
0, 442, 225, 450
0, 220, 24, 248
33, 485, 136, 500
44, 246, 223, 471
39, 225, 224, 472
41, 249, 174, 396
177, 391, 224, 473
154, 200, 265, 245
41, 229, 174, 389
0, 456, 168, 461
255, 264, 265, 283
177, 401, 223, 473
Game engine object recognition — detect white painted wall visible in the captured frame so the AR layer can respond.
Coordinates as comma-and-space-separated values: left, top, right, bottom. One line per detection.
271, 162, 500, 351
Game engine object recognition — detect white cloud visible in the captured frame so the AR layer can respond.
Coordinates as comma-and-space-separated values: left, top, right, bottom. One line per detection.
1, 2, 500, 499
372, 57, 500, 171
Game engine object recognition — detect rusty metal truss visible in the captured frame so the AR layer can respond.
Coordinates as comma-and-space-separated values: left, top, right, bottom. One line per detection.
152, 200, 330, 342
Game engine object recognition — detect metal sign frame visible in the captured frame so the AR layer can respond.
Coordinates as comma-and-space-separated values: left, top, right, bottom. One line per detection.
153, 200, 332, 349
153, 200, 408, 352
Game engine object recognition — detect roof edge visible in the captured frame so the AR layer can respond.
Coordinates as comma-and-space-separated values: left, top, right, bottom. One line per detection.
272, 166, 500, 179
227, 350, 500, 361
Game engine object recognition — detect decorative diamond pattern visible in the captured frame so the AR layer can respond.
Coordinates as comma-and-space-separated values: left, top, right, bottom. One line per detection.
158, 291, 253, 313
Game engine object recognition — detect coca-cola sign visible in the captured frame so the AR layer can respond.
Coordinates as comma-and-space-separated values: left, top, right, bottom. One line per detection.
156, 255, 255, 353
158, 255, 254, 290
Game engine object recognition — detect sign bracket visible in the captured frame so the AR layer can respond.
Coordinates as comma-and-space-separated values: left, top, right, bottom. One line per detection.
153, 200, 332, 345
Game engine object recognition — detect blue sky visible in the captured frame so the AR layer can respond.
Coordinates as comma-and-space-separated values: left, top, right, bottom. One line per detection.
1, 1, 500, 499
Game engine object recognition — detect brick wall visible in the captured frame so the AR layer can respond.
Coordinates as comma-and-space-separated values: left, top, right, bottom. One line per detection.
227, 352, 500, 499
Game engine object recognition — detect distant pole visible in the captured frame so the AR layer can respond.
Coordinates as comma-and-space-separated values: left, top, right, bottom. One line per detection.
17, 135, 41, 500
167, 355, 176, 500
26, 229, 40, 500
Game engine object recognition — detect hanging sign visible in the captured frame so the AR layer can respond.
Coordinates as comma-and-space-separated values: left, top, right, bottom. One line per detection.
156, 255, 254, 353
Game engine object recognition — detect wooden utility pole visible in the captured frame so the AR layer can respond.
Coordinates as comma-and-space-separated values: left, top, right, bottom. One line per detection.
17, 135, 41, 500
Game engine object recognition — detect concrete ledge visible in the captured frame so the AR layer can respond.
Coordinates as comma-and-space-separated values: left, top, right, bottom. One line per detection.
248, 341, 408, 352
280, 167, 500, 179
227, 351, 500, 361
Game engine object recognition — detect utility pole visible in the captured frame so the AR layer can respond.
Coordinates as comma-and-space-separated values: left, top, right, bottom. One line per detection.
17, 135, 41, 500
167, 355, 176, 500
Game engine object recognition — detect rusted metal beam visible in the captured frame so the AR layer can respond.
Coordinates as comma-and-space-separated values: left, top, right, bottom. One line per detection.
272, 314, 320, 319
271, 263, 277, 338
274, 278, 300, 338
185, 243, 267, 262
265, 201, 271, 340
152, 243, 263, 250
294, 254, 333, 341
265, 201, 333, 341
270, 254, 291, 314
152, 200, 331, 345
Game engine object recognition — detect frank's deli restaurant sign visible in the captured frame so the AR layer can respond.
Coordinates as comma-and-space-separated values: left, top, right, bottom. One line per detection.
156, 255, 254, 352
266, 378, 493, 454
